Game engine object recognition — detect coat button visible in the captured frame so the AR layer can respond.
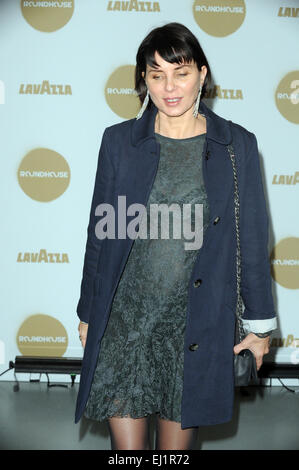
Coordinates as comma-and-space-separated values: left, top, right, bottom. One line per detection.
213, 216, 220, 225
193, 278, 202, 288
205, 150, 210, 160
189, 343, 199, 351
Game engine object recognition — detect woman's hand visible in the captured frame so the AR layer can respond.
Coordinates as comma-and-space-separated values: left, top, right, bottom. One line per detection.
233, 333, 270, 371
78, 321, 88, 349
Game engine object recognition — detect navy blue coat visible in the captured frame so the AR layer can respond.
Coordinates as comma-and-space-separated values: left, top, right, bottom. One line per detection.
74, 100, 276, 429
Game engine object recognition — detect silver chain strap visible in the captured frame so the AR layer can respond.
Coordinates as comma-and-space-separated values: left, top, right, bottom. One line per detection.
227, 144, 246, 342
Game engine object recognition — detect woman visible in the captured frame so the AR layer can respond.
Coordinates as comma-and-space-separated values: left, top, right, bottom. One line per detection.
75, 23, 277, 450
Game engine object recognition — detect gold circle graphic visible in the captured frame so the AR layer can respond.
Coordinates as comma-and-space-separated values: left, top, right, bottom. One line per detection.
105, 65, 140, 119
16, 314, 68, 357
270, 237, 299, 289
275, 71, 299, 124
21, 0, 74, 33
193, 0, 246, 37
18, 148, 70, 202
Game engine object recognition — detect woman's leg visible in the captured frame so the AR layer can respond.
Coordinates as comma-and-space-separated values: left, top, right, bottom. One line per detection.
107, 415, 151, 450
155, 416, 198, 450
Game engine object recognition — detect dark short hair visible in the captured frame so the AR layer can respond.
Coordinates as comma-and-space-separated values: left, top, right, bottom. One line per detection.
135, 22, 211, 107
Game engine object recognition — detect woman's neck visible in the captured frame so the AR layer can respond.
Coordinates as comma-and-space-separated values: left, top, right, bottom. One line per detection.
154, 108, 207, 139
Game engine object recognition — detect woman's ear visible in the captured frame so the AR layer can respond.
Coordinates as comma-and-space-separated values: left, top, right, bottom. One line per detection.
200, 65, 208, 85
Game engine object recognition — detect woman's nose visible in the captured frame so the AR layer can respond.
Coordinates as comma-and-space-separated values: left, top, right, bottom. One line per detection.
164, 76, 176, 91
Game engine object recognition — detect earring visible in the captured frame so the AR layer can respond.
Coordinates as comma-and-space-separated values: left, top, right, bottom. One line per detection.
193, 85, 202, 118
136, 89, 149, 120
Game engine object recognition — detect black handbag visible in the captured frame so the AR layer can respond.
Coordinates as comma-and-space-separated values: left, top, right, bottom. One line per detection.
227, 143, 259, 387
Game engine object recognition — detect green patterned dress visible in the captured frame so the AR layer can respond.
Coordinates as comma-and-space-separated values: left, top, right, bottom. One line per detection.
84, 131, 210, 423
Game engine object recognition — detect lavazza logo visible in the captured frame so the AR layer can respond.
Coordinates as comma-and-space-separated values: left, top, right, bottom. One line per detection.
205, 84, 243, 100
271, 335, 299, 366
274, 334, 299, 365
272, 171, 299, 185
17, 249, 69, 263
19, 80, 72, 95
107, 0, 160, 11
271, 335, 299, 348
278, 6, 299, 17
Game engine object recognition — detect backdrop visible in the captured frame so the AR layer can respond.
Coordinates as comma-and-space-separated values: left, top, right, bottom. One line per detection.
0, 0, 298, 385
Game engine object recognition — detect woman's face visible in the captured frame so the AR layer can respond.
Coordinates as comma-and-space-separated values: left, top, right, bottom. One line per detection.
142, 51, 207, 118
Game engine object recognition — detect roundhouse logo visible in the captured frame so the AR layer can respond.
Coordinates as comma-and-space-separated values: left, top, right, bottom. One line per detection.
21, 0, 74, 33
193, 0, 246, 37
18, 148, 70, 202
270, 237, 299, 289
17, 314, 68, 356
105, 65, 140, 119
275, 71, 299, 124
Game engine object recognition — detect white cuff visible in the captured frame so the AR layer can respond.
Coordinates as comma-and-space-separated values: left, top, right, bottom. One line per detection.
241, 317, 277, 335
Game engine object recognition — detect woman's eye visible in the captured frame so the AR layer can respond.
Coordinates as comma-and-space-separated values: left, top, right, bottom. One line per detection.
151, 73, 188, 79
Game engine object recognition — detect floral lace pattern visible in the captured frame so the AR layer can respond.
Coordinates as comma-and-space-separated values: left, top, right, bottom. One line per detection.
84, 132, 210, 423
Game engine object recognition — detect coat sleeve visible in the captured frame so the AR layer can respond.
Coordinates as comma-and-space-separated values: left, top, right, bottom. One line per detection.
76, 128, 115, 324
238, 131, 277, 334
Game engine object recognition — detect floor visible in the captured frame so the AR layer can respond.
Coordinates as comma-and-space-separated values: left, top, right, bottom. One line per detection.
0, 380, 298, 450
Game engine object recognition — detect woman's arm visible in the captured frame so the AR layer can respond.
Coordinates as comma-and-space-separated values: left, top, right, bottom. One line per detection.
233, 131, 278, 368
76, 128, 115, 324
238, 131, 277, 330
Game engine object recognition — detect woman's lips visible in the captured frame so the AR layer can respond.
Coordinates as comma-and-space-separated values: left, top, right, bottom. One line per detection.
163, 97, 182, 106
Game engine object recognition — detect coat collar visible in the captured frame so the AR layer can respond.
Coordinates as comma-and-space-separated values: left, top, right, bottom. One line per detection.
131, 100, 232, 147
